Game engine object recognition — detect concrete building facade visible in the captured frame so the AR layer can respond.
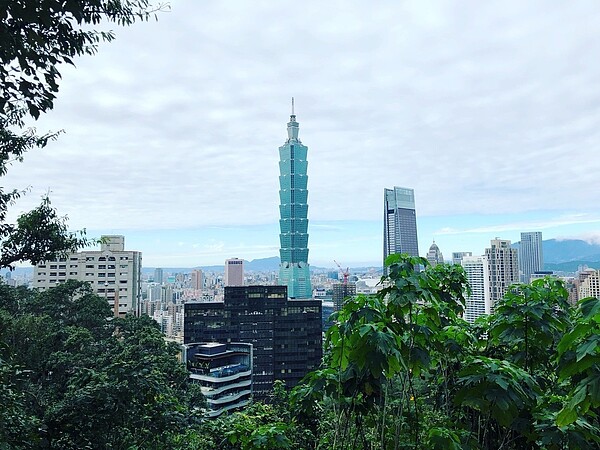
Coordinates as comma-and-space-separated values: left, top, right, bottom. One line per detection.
33, 235, 142, 316
461, 255, 492, 322
191, 269, 204, 290
579, 269, 600, 299
426, 240, 444, 267
224, 258, 244, 287
485, 238, 519, 309
452, 252, 472, 265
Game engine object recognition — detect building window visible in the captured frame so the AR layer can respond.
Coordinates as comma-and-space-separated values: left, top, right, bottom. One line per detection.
98, 265, 106, 269
86, 257, 94, 261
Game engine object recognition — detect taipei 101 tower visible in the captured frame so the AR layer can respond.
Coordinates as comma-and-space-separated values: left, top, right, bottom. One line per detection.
278, 99, 312, 299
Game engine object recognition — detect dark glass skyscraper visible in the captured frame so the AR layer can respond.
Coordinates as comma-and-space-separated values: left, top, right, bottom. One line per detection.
183, 286, 322, 399
278, 103, 312, 298
383, 186, 419, 267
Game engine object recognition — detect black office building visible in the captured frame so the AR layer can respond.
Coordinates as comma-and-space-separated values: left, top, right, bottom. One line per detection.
184, 285, 322, 399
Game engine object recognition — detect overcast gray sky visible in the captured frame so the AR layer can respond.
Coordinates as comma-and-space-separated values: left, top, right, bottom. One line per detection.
5, 0, 600, 266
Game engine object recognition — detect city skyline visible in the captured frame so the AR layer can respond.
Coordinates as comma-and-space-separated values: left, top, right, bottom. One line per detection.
4, 1, 600, 267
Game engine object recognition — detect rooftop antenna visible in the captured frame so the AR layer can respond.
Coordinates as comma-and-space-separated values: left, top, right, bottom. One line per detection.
291, 97, 295, 115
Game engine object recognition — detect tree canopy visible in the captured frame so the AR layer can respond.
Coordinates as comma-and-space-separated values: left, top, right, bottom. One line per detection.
0, 280, 203, 449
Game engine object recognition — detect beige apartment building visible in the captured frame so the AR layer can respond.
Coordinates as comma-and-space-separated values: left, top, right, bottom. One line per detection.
579, 269, 600, 300
33, 235, 142, 316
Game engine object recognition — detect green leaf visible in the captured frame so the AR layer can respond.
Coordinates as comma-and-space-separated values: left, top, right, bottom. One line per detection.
557, 406, 578, 427
558, 323, 592, 356
580, 297, 600, 321
576, 337, 599, 362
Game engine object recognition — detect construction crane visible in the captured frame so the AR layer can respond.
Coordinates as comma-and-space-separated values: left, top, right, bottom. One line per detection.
334, 260, 350, 284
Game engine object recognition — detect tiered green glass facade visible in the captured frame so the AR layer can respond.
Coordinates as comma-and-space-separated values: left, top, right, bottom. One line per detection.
278, 112, 312, 298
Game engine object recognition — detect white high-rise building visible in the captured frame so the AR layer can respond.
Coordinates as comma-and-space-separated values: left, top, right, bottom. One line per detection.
452, 252, 472, 265
485, 238, 519, 309
224, 258, 244, 287
32, 235, 142, 316
579, 269, 600, 299
461, 255, 492, 322
519, 232, 543, 283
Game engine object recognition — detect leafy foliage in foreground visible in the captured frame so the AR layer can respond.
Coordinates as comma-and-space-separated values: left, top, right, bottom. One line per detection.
175, 255, 600, 449
284, 255, 600, 450
3, 256, 600, 449
0, 280, 202, 449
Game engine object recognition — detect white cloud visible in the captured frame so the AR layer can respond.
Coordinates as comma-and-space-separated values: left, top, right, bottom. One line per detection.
3, 0, 600, 241
435, 214, 600, 236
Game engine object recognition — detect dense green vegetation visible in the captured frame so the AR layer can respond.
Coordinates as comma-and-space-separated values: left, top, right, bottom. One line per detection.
2, 258, 600, 449
283, 255, 600, 449
0, 280, 204, 448
174, 255, 598, 450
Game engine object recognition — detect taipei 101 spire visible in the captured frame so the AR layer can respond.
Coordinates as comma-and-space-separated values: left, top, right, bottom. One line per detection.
277, 99, 312, 298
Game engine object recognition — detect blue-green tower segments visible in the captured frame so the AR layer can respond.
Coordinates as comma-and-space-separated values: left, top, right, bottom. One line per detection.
278, 102, 312, 299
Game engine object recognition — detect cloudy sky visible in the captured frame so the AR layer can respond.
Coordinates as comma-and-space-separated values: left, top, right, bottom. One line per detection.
6, 0, 600, 267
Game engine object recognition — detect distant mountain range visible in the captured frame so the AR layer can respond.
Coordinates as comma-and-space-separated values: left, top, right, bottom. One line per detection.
141, 256, 284, 275
542, 239, 600, 264
540, 239, 600, 272
508, 239, 600, 272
